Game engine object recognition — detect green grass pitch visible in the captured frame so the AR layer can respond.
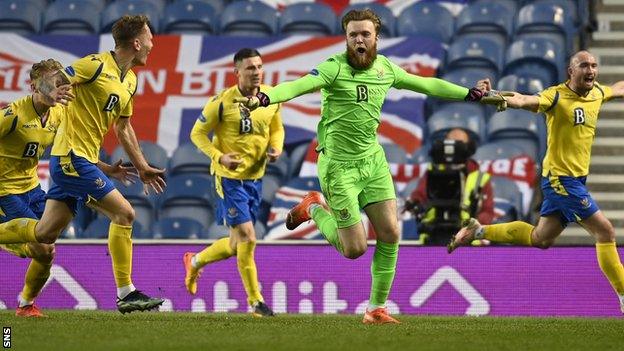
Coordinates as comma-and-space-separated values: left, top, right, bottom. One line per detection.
1, 311, 623, 351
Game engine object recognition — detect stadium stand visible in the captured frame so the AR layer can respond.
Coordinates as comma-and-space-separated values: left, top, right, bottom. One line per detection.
101, 0, 160, 33
396, 2, 455, 43
0, 0, 42, 35
219, 1, 278, 37
152, 216, 204, 239
168, 143, 212, 176
279, 3, 337, 36
162, 1, 218, 35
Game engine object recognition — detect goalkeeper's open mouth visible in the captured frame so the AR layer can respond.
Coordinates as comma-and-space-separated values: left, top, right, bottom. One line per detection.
356, 47, 366, 54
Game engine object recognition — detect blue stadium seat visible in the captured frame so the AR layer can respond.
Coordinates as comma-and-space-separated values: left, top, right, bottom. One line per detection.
279, 3, 336, 36
515, 3, 573, 55
101, 0, 160, 33
490, 175, 524, 221
504, 37, 563, 86
162, 1, 217, 35
203, 222, 229, 239
169, 142, 211, 175
382, 143, 409, 164
487, 109, 542, 159
497, 74, 546, 95
60, 220, 83, 239
219, 1, 277, 37
0, 0, 42, 35
152, 217, 204, 239
427, 103, 486, 144
114, 179, 157, 232
177, 0, 225, 14
527, 0, 580, 26
397, 3, 454, 43
132, 0, 167, 12
446, 37, 504, 74
341, 3, 396, 37
159, 174, 214, 228
99, 148, 109, 163
455, 2, 513, 44
111, 141, 168, 170
441, 67, 498, 91
470, 0, 518, 14
473, 141, 527, 161
43, 0, 99, 35
82, 218, 144, 239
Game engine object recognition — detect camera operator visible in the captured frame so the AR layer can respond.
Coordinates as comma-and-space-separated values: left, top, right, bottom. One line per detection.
404, 128, 494, 244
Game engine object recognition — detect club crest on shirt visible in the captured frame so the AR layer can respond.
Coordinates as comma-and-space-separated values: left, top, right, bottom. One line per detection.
338, 208, 351, 221
228, 207, 238, 218
94, 177, 106, 189
375, 68, 385, 79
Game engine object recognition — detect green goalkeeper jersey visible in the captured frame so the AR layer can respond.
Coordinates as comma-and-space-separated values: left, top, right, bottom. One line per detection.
266, 53, 469, 160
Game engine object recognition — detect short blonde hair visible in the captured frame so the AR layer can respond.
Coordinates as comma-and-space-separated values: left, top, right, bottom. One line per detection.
30, 59, 63, 84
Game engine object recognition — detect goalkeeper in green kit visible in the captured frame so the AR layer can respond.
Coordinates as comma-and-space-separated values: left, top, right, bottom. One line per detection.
236, 9, 496, 324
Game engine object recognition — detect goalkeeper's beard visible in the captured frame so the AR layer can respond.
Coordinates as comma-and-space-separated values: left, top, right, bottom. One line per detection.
347, 43, 377, 70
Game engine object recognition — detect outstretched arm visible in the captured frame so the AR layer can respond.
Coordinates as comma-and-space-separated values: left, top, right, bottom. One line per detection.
611, 80, 624, 98
504, 92, 540, 112
235, 58, 338, 109
394, 74, 470, 100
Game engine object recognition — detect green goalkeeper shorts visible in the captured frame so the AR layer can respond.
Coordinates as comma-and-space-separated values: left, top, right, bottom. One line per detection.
317, 145, 396, 229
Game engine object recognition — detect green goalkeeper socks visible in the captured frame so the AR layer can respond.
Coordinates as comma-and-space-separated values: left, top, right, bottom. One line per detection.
310, 205, 343, 254
369, 241, 399, 308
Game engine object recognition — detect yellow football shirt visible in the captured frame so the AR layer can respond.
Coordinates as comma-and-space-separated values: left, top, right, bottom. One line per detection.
190, 84, 284, 180
52, 51, 136, 163
0, 96, 62, 196
537, 81, 613, 177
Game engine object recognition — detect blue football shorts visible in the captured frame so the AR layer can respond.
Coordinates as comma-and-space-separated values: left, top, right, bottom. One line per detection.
47, 153, 116, 214
215, 176, 262, 227
540, 175, 599, 227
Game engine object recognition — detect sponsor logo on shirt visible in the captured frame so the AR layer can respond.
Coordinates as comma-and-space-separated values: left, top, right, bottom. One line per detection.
64, 66, 75, 77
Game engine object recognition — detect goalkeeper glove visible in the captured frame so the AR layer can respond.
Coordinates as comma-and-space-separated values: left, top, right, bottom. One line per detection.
464, 87, 485, 102
233, 92, 270, 110
480, 90, 515, 112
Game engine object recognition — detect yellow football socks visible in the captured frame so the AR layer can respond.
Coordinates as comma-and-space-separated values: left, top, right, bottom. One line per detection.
596, 242, 624, 295
483, 221, 534, 246
0, 218, 38, 244
21, 258, 52, 303
195, 237, 235, 267
236, 241, 263, 306
108, 223, 133, 288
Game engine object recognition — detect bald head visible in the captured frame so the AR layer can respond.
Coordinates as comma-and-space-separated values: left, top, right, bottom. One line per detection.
567, 50, 598, 95
569, 50, 596, 69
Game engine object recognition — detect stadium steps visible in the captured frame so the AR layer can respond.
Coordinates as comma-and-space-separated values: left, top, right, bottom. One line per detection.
559, 2, 624, 245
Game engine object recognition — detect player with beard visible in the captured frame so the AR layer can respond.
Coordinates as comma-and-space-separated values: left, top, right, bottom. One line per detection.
448, 51, 624, 313
235, 9, 488, 324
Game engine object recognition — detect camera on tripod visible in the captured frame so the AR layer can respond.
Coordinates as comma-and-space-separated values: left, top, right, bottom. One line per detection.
417, 138, 477, 245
